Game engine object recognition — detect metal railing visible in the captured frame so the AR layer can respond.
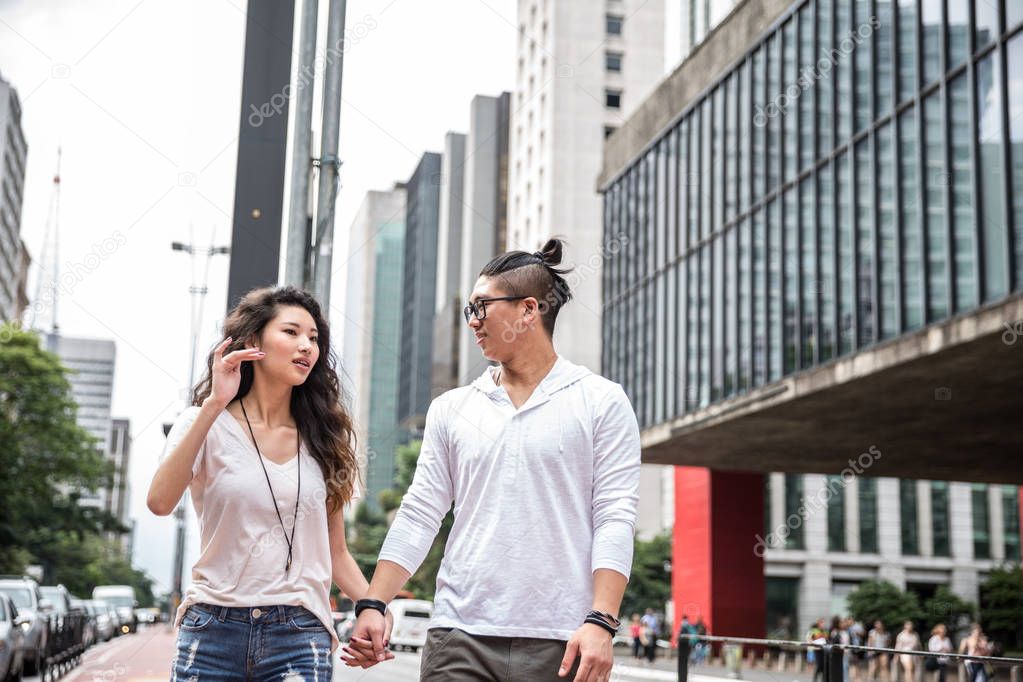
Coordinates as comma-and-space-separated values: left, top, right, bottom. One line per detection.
675, 634, 1023, 682
39, 611, 86, 681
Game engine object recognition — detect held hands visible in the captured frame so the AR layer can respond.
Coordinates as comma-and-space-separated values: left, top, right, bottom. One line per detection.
559, 622, 614, 682
206, 337, 264, 409
341, 609, 395, 668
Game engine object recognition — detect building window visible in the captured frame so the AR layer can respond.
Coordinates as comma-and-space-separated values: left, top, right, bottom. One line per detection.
972, 483, 991, 559
784, 474, 805, 549
1003, 486, 1021, 562
605, 89, 622, 109
604, 125, 617, 139
932, 481, 951, 556
606, 51, 623, 73
606, 14, 623, 36
827, 476, 846, 552
859, 477, 878, 553
900, 479, 919, 555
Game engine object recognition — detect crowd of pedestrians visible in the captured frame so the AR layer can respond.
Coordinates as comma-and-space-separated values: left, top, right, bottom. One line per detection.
805, 618, 996, 682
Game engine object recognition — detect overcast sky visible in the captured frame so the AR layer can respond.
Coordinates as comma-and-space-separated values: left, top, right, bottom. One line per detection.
0, 0, 525, 595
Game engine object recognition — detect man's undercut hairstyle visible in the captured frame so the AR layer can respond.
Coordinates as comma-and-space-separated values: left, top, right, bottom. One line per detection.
478, 237, 574, 336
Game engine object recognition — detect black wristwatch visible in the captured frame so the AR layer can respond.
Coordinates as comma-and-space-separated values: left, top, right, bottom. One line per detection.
355, 598, 388, 618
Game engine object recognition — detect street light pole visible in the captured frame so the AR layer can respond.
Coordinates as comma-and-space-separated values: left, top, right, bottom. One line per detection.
168, 236, 230, 615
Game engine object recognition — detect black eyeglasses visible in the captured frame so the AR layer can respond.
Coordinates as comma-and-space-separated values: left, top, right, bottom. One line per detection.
463, 296, 527, 323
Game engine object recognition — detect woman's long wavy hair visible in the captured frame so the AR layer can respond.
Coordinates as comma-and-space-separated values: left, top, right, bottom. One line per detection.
191, 286, 359, 514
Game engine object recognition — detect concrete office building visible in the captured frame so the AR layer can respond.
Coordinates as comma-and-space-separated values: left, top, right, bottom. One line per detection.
598, 0, 1023, 638
433, 133, 468, 398
0, 73, 29, 322
457, 93, 511, 387
42, 332, 137, 551
398, 153, 443, 433
342, 187, 407, 510
108, 418, 133, 553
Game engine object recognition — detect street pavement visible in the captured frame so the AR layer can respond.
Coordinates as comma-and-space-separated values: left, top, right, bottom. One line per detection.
23, 626, 818, 681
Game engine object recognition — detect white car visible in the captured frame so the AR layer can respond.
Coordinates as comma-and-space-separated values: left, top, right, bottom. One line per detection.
387, 600, 433, 653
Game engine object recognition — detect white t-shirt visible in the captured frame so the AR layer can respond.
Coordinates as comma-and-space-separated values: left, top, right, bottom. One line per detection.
378, 356, 642, 641
161, 406, 339, 652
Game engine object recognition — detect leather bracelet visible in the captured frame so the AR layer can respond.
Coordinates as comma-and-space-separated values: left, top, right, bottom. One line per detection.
584, 616, 618, 637
354, 598, 387, 618
587, 609, 621, 629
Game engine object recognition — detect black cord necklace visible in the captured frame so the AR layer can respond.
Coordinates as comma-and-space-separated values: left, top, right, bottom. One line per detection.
240, 398, 301, 574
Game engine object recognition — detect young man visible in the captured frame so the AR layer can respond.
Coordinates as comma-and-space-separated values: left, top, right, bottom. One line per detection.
344, 238, 642, 682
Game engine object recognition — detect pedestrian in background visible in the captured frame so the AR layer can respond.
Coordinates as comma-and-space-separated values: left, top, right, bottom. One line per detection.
631, 614, 644, 660
868, 620, 892, 682
926, 623, 953, 682
958, 623, 991, 682
808, 618, 828, 682
830, 616, 852, 682
896, 621, 922, 682
147, 286, 391, 680
849, 618, 867, 682
346, 238, 643, 682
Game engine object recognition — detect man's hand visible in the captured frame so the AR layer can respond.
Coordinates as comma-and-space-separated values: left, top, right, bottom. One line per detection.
341, 610, 395, 668
559, 623, 614, 682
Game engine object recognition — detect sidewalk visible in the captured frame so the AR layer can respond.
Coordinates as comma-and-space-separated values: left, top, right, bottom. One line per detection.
60, 625, 177, 682
613, 655, 817, 682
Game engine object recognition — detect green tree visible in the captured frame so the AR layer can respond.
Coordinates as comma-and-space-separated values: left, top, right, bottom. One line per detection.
922, 586, 975, 635
620, 532, 672, 619
980, 565, 1023, 652
0, 324, 120, 574
847, 580, 923, 631
346, 439, 453, 600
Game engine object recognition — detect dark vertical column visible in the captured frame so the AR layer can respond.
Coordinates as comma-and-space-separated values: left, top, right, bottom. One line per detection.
226, 0, 296, 311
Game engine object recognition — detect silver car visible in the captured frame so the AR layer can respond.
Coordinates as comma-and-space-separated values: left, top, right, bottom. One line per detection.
0, 577, 50, 677
0, 593, 26, 681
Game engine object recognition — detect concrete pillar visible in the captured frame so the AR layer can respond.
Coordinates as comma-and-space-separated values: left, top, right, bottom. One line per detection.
799, 475, 832, 635
990, 486, 1005, 561
770, 473, 786, 546
846, 475, 861, 554
877, 478, 906, 587
672, 467, 766, 641
949, 482, 979, 604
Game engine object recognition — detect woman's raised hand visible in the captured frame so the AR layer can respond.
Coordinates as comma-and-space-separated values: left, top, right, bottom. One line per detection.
207, 337, 264, 408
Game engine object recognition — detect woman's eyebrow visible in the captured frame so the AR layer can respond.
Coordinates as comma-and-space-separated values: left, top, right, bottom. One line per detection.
281, 321, 318, 333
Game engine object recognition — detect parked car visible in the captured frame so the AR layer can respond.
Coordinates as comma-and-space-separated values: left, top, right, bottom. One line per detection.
92, 586, 136, 634
332, 612, 355, 643
0, 576, 50, 676
0, 593, 26, 682
70, 599, 95, 649
86, 601, 114, 643
103, 602, 121, 637
387, 599, 433, 652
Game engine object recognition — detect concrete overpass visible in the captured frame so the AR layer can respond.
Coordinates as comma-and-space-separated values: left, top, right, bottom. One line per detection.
641, 295, 1023, 485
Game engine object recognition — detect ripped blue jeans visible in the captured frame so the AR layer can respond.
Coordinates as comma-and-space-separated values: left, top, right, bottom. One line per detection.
172, 603, 333, 681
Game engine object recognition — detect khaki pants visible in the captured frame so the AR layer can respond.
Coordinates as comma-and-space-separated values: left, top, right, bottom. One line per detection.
420, 627, 581, 681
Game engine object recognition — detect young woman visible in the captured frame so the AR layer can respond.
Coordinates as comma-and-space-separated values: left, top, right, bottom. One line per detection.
147, 286, 391, 680
895, 621, 921, 682
867, 620, 891, 682
927, 624, 953, 682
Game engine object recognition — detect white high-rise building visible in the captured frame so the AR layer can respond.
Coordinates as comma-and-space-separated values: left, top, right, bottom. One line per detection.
666, 0, 743, 68
508, 0, 669, 539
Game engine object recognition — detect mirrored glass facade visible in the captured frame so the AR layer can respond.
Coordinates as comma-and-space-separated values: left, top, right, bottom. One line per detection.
603, 0, 1022, 429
